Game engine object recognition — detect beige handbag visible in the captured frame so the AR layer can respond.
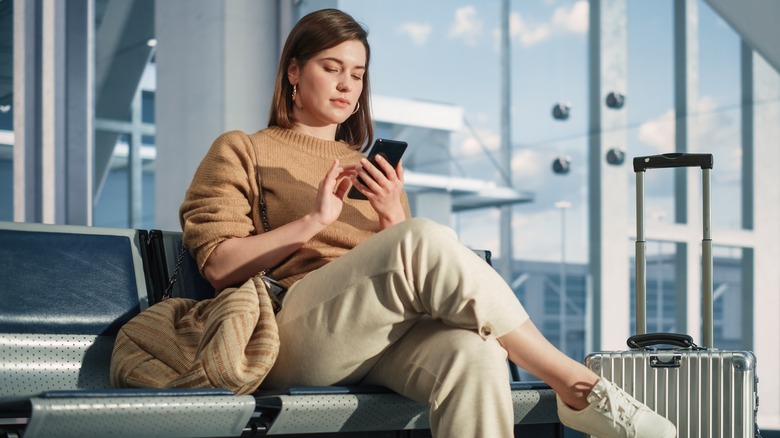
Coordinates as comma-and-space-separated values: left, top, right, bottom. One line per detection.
110, 274, 279, 395
111, 138, 282, 395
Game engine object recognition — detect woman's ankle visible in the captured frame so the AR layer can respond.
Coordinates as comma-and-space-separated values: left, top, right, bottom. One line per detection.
557, 376, 599, 411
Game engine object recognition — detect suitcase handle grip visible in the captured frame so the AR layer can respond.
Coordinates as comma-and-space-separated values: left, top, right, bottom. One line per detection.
627, 332, 700, 349
633, 153, 713, 172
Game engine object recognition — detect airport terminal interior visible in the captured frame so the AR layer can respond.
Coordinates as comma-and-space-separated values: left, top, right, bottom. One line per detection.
1, 0, 779, 435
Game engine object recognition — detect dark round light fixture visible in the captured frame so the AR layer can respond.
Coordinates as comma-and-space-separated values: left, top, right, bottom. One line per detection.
605, 92, 625, 109
552, 156, 571, 174
606, 147, 626, 165
552, 103, 571, 121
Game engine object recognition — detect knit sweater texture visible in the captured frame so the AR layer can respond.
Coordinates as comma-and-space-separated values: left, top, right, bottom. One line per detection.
179, 127, 410, 288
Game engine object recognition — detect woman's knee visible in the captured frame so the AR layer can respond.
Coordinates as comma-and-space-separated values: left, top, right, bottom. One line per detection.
395, 217, 458, 247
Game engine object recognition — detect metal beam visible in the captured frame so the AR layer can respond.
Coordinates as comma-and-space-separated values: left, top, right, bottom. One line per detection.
497, 0, 513, 281
588, 0, 630, 351
673, 0, 701, 345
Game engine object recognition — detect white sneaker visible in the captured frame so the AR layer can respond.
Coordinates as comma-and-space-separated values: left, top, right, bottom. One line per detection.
556, 378, 676, 438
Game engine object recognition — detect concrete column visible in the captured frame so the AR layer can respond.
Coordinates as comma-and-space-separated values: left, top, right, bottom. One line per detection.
155, 0, 285, 230
13, 0, 41, 222
41, 0, 67, 224
587, 0, 630, 350
749, 50, 780, 430
64, 0, 94, 226
14, 0, 93, 225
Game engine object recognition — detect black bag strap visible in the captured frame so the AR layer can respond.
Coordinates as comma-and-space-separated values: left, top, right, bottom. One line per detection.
164, 133, 273, 300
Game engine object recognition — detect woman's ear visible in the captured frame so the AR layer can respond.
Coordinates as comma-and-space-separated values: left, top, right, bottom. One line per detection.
287, 60, 300, 85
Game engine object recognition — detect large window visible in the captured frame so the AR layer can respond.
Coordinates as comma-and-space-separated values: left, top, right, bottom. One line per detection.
2, 0, 762, 368
699, 1, 742, 230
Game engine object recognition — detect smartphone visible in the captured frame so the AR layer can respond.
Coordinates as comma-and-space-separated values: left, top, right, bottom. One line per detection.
347, 139, 408, 200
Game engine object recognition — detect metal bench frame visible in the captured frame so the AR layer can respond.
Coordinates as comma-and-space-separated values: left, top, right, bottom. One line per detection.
0, 221, 561, 437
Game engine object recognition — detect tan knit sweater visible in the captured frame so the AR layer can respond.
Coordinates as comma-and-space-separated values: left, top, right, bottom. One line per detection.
179, 127, 410, 288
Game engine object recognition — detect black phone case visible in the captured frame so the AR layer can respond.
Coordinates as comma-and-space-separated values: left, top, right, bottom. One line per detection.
348, 139, 408, 200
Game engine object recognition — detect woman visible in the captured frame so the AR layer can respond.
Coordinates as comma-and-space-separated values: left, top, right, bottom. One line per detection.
179, 8, 676, 438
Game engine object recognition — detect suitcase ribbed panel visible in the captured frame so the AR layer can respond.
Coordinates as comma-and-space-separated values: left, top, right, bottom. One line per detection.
586, 350, 757, 438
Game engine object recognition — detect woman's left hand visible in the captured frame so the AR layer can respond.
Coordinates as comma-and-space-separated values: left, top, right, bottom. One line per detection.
351, 155, 406, 228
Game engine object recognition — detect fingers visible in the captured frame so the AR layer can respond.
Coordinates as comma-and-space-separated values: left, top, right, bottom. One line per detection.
370, 155, 399, 181
324, 160, 359, 199
334, 177, 352, 199
349, 155, 405, 203
326, 159, 342, 179
321, 160, 349, 191
313, 160, 347, 226
357, 155, 397, 190
396, 159, 404, 183
338, 165, 358, 181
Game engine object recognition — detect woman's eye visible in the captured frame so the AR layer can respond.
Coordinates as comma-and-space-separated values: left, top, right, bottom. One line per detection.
325, 67, 338, 73
352, 75, 363, 81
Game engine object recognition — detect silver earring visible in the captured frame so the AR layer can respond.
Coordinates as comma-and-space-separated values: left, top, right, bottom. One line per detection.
351, 101, 360, 115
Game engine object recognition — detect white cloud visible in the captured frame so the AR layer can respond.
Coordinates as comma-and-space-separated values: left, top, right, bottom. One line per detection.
511, 148, 545, 185
455, 130, 545, 187
552, 0, 589, 34
398, 22, 432, 45
500, 1, 589, 48
638, 109, 676, 153
694, 97, 741, 182
637, 96, 726, 153
510, 12, 552, 47
457, 129, 500, 156
637, 96, 741, 181
449, 6, 483, 45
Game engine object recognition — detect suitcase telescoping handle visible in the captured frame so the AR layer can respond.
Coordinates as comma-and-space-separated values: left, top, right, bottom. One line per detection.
632, 152, 713, 172
634, 152, 714, 348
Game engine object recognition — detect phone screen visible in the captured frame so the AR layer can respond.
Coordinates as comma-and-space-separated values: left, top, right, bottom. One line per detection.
347, 139, 408, 200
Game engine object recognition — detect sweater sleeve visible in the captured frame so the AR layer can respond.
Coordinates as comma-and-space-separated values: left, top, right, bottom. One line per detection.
179, 131, 261, 274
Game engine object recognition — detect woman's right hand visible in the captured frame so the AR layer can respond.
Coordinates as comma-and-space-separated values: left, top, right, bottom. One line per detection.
204, 160, 356, 290
309, 160, 356, 226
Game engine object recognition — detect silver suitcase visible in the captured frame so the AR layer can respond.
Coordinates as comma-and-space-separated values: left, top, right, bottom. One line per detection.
584, 153, 760, 437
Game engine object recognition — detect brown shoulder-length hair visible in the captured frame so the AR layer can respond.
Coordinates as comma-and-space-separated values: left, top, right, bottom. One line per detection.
268, 9, 373, 151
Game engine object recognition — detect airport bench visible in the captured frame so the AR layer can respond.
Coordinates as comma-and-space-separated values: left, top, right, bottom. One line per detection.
0, 221, 561, 437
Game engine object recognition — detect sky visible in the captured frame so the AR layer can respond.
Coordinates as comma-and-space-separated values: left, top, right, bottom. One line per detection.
327, 0, 745, 263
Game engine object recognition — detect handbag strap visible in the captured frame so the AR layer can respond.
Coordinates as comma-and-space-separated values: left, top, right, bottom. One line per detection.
163, 135, 271, 299
163, 198, 271, 300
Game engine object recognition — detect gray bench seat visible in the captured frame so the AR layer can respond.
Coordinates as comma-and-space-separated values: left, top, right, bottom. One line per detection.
0, 221, 561, 437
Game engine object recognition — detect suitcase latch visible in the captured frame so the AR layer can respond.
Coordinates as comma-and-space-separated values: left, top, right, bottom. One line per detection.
650, 353, 682, 368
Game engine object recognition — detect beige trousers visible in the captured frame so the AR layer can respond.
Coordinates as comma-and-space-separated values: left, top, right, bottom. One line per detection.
264, 218, 530, 437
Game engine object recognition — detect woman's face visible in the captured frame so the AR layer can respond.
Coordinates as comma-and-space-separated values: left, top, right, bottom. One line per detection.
288, 40, 366, 129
